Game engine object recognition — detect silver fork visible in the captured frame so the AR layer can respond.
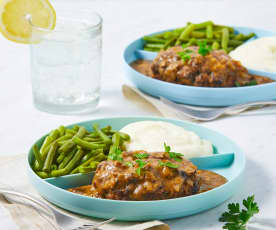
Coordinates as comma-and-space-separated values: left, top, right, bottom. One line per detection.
160, 97, 276, 121
0, 188, 115, 230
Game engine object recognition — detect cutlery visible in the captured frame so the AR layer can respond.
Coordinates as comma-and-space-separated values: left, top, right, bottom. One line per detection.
0, 188, 115, 230
160, 97, 276, 121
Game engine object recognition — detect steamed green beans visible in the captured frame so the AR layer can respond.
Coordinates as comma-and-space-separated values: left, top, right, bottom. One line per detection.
32, 123, 130, 179
143, 21, 256, 53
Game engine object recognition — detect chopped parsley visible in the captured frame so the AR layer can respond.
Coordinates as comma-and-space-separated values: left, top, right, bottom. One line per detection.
136, 159, 147, 176
178, 49, 193, 63
164, 143, 183, 162
135, 153, 149, 159
235, 80, 257, 87
219, 195, 259, 230
158, 160, 179, 168
198, 40, 212, 56
108, 147, 123, 162
124, 161, 133, 167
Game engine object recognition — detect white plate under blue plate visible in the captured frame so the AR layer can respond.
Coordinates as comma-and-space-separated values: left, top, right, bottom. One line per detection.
123, 26, 276, 106
27, 117, 245, 221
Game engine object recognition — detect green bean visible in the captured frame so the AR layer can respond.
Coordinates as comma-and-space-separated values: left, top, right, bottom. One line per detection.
194, 21, 213, 30
117, 132, 130, 142
59, 141, 75, 153
43, 142, 58, 173
143, 36, 166, 43
83, 137, 101, 142
214, 25, 234, 33
86, 132, 99, 138
206, 24, 213, 39
57, 140, 68, 146
57, 153, 66, 164
71, 153, 106, 174
49, 129, 60, 140
58, 126, 65, 136
59, 127, 87, 153
58, 149, 76, 169
221, 28, 229, 51
228, 39, 243, 46
93, 124, 112, 145
144, 47, 160, 52
109, 132, 121, 154
190, 31, 206, 38
51, 164, 58, 171
36, 171, 49, 179
51, 149, 84, 177
34, 136, 54, 171
81, 149, 103, 164
32, 144, 43, 171
177, 23, 196, 43
79, 164, 98, 173
40, 136, 53, 157
56, 134, 73, 142
72, 136, 105, 150
65, 129, 77, 135
145, 43, 164, 49
163, 36, 177, 50
212, 41, 220, 50
72, 125, 80, 131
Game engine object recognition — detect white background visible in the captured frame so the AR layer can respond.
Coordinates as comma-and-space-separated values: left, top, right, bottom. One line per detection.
0, 0, 276, 229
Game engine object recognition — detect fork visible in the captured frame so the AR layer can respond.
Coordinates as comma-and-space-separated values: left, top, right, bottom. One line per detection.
160, 97, 276, 121
0, 188, 115, 230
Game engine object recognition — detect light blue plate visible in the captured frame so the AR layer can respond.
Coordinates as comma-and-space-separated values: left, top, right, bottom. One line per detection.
27, 117, 245, 221
123, 27, 276, 106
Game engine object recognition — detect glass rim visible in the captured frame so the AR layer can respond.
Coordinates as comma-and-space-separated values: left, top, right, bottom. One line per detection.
27, 11, 102, 34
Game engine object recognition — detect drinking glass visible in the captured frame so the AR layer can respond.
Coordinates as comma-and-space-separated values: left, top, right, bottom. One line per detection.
30, 10, 102, 114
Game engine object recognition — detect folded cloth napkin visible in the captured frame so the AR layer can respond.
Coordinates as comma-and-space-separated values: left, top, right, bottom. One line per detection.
122, 84, 276, 121
0, 155, 169, 230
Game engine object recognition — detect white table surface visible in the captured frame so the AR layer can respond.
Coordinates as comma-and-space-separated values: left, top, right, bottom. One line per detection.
1, 0, 276, 229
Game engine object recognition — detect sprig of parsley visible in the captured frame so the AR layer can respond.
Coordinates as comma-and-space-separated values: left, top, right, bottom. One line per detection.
219, 195, 259, 230
158, 160, 179, 168
198, 40, 212, 56
164, 143, 183, 162
136, 159, 147, 176
135, 153, 149, 159
108, 147, 123, 162
178, 49, 193, 63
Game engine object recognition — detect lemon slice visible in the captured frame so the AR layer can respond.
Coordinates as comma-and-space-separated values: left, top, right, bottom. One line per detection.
0, 0, 56, 43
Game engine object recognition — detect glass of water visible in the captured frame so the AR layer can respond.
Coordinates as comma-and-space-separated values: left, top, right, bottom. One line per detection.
30, 10, 102, 114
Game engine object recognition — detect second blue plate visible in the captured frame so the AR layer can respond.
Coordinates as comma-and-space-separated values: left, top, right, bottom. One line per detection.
123, 26, 276, 106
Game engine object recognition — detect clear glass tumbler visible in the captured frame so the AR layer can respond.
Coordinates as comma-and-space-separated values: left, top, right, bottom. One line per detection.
30, 10, 102, 115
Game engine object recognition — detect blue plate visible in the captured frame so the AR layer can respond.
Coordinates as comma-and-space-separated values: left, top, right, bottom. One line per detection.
27, 117, 245, 221
123, 27, 276, 106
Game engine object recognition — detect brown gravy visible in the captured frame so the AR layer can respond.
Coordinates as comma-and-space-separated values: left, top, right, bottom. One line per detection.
130, 60, 152, 77
68, 169, 227, 199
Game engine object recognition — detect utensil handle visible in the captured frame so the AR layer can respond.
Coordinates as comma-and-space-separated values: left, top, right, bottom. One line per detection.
0, 188, 56, 223
226, 100, 276, 112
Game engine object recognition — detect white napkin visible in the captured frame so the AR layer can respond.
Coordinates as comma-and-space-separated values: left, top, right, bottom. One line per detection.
122, 84, 276, 121
0, 155, 169, 230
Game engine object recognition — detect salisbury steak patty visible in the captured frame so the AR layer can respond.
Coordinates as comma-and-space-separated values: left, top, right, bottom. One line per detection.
150, 46, 273, 87
89, 151, 200, 201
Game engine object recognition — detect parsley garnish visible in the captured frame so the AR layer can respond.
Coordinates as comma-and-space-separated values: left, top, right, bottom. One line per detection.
219, 195, 259, 230
124, 161, 133, 167
198, 40, 212, 56
164, 143, 183, 162
135, 153, 149, 159
108, 147, 123, 162
158, 160, 179, 168
178, 49, 193, 63
136, 159, 147, 176
235, 80, 257, 87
